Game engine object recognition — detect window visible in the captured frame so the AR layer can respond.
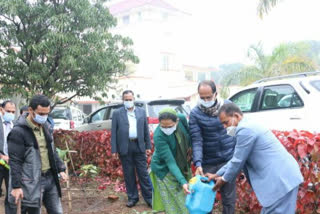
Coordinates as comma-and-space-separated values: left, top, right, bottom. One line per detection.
51, 108, 72, 120
91, 108, 107, 122
230, 88, 258, 112
162, 12, 168, 21
122, 15, 130, 25
77, 111, 83, 121
138, 12, 142, 21
147, 104, 187, 118
108, 106, 121, 119
71, 109, 79, 122
185, 70, 193, 81
198, 72, 206, 81
310, 80, 320, 91
260, 85, 303, 110
161, 55, 169, 71
83, 104, 92, 115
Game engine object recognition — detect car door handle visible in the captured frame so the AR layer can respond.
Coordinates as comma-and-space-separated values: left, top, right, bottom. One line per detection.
96, 124, 102, 127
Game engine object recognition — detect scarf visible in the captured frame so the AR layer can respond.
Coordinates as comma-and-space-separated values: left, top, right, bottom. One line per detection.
198, 98, 224, 117
174, 122, 192, 181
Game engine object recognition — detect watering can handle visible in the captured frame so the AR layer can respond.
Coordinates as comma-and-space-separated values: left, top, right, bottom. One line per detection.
200, 176, 209, 183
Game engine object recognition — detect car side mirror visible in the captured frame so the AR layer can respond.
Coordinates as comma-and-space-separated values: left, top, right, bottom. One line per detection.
84, 117, 89, 124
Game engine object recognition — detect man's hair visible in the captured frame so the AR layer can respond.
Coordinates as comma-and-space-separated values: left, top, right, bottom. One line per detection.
218, 103, 243, 116
20, 105, 29, 115
1, 100, 15, 108
29, 95, 50, 110
198, 80, 217, 94
122, 90, 134, 98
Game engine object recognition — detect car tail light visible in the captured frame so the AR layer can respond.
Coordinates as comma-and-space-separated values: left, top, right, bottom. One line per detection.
147, 117, 159, 124
70, 120, 75, 129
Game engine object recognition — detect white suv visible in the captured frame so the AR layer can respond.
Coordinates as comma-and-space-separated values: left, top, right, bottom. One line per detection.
50, 106, 86, 130
228, 72, 320, 132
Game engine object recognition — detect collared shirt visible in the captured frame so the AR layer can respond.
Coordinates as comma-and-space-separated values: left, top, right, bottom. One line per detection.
1, 115, 13, 156
26, 117, 51, 172
127, 108, 137, 139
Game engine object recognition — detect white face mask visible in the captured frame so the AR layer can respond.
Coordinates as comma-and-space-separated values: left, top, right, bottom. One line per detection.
160, 124, 177, 136
199, 99, 215, 108
124, 101, 134, 109
226, 126, 236, 136
226, 117, 236, 136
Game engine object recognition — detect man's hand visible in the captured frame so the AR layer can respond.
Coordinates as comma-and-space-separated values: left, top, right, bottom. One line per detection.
204, 173, 219, 182
112, 153, 118, 159
146, 149, 152, 156
182, 183, 190, 195
59, 172, 69, 182
0, 155, 9, 163
11, 188, 23, 204
195, 166, 204, 176
213, 176, 226, 191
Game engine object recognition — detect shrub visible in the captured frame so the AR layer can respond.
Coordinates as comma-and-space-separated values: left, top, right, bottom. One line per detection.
54, 129, 319, 213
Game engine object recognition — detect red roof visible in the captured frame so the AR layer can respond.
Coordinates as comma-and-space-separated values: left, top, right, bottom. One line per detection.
109, 0, 178, 15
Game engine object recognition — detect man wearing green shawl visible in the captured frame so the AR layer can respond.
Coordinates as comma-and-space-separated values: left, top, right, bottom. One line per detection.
150, 108, 192, 213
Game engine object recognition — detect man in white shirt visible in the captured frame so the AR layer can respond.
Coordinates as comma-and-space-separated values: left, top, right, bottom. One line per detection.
0, 100, 16, 213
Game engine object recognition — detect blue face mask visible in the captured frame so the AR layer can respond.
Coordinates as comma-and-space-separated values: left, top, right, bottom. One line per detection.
33, 113, 48, 125
124, 101, 134, 109
3, 112, 15, 123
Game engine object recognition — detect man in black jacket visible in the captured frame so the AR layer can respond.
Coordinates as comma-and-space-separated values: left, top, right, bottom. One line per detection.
8, 95, 68, 214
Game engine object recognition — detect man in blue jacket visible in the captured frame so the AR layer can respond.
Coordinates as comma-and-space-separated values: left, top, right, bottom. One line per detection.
206, 103, 303, 213
111, 90, 152, 208
189, 80, 236, 214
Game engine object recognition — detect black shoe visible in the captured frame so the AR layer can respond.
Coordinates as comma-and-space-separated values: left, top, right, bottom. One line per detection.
126, 201, 138, 208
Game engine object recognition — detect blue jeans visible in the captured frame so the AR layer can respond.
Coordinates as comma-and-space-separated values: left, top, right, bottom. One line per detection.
21, 172, 63, 214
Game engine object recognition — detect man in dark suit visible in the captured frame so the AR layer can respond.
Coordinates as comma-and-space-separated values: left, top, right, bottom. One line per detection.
111, 90, 152, 208
0, 100, 17, 213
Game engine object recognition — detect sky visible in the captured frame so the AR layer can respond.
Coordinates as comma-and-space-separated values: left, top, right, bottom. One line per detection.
168, 0, 320, 67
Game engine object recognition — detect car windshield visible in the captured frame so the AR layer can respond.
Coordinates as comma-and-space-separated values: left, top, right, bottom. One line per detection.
50, 108, 72, 120
147, 104, 187, 118
310, 80, 320, 91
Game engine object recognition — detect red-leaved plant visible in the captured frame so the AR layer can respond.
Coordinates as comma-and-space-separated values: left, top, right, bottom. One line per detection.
54, 129, 319, 213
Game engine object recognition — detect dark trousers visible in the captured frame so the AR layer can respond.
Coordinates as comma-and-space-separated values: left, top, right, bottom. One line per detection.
120, 142, 152, 204
20, 172, 63, 214
0, 165, 17, 214
203, 163, 236, 214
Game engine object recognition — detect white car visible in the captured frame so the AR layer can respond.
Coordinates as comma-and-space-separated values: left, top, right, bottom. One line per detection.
50, 106, 86, 130
228, 72, 320, 132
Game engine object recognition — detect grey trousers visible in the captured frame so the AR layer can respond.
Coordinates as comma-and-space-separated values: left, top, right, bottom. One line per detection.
203, 163, 236, 214
261, 186, 299, 214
